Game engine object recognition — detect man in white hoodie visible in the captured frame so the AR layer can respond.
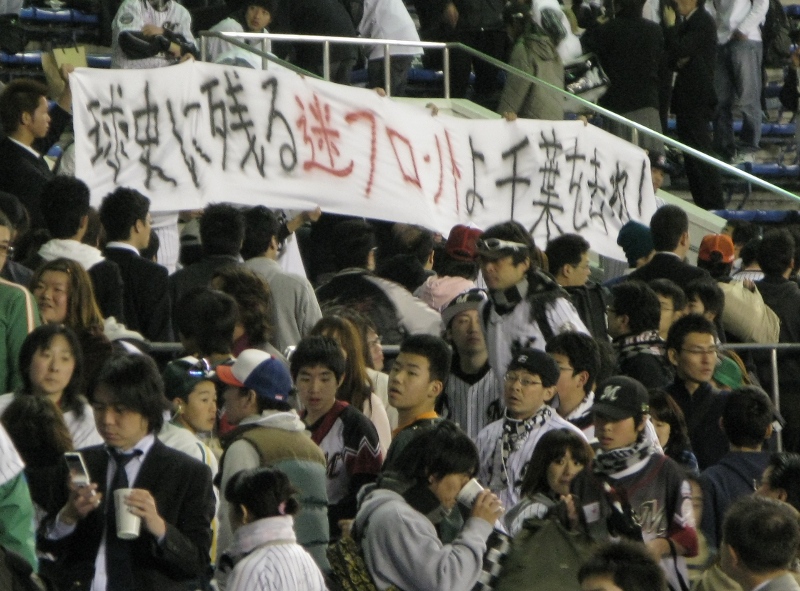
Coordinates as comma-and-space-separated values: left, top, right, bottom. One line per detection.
24, 176, 124, 321
215, 349, 330, 572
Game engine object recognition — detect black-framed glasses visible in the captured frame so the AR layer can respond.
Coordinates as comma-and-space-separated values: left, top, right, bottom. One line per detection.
477, 238, 528, 253
504, 373, 543, 387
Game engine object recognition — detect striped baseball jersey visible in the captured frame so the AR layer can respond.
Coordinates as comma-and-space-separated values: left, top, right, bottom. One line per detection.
442, 363, 503, 439
111, 0, 194, 69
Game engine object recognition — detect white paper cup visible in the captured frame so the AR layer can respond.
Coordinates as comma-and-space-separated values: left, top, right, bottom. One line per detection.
456, 478, 484, 508
114, 488, 141, 540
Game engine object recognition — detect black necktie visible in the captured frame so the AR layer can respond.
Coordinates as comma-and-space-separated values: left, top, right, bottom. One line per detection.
105, 448, 142, 591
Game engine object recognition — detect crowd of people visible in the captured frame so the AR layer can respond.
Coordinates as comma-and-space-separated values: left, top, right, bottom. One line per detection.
0, 0, 797, 587
0, 127, 796, 590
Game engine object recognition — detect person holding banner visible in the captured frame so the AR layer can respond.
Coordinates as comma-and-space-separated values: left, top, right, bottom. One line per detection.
477, 221, 588, 378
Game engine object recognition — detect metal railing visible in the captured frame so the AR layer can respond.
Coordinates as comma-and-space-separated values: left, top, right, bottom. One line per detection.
199, 30, 800, 207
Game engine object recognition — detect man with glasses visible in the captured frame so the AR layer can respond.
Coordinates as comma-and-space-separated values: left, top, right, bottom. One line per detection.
477, 221, 587, 380
546, 233, 610, 341
100, 187, 171, 343
475, 348, 586, 509
666, 314, 729, 470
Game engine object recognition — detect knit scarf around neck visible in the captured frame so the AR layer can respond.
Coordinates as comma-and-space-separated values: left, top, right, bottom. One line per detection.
592, 437, 655, 477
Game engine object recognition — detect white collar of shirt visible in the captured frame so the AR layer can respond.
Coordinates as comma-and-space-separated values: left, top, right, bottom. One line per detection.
8, 137, 41, 158
105, 242, 141, 256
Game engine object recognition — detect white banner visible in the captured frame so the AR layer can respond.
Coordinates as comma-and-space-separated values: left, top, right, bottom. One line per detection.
72, 61, 657, 261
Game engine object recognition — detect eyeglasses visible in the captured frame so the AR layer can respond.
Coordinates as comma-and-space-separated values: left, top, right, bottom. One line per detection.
0, 244, 13, 256
477, 238, 528, 253
681, 347, 719, 357
504, 373, 543, 387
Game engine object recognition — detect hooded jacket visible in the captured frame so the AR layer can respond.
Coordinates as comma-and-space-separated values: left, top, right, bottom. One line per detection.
354, 478, 493, 591
699, 451, 770, 550
218, 411, 329, 571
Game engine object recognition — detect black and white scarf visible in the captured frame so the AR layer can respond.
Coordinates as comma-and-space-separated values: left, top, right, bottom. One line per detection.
498, 406, 551, 487
592, 437, 655, 477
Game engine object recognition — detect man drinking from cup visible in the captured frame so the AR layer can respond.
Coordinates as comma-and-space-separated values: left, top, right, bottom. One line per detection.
39, 354, 215, 591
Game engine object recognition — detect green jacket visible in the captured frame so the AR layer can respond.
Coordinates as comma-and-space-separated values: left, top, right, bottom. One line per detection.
0, 279, 40, 393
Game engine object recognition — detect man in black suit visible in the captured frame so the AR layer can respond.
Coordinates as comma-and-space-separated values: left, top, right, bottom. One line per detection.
100, 188, 172, 342
168, 203, 244, 339
0, 68, 74, 229
628, 204, 712, 290
664, 0, 724, 210
39, 354, 215, 591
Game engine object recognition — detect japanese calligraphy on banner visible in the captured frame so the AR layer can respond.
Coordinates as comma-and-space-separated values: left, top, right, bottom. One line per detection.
71, 60, 657, 261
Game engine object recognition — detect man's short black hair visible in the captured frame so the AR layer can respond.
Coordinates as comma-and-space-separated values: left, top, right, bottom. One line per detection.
40, 176, 91, 239
399, 334, 452, 385
0, 79, 48, 134
290, 335, 347, 382
331, 219, 376, 270
650, 205, 688, 252
545, 331, 599, 395
392, 421, 479, 482
731, 222, 758, 247
665, 313, 717, 353
175, 288, 237, 356
578, 540, 667, 591
739, 238, 761, 268
649, 278, 687, 312
91, 354, 169, 433
200, 203, 245, 257
684, 279, 724, 319
480, 220, 536, 267
611, 281, 661, 334
758, 229, 794, 277
99, 187, 150, 242
241, 206, 281, 261
723, 495, 800, 574
545, 233, 590, 276
722, 386, 774, 447
391, 224, 434, 266
764, 452, 800, 511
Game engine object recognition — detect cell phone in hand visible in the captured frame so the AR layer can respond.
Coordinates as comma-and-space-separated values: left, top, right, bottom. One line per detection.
64, 452, 91, 487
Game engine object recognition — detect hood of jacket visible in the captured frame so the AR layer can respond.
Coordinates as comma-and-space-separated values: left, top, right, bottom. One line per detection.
415, 275, 476, 312
240, 410, 306, 433
38, 239, 105, 270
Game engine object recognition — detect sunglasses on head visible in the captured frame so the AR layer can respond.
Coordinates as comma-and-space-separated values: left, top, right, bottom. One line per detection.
187, 358, 215, 380
477, 238, 528, 253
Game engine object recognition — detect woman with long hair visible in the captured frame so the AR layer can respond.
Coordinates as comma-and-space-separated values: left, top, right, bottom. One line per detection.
649, 389, 699, 475
0, 324, 101, 449
505, 428, 593, 535
30, 258, 113, 396
310, 315, 391, 453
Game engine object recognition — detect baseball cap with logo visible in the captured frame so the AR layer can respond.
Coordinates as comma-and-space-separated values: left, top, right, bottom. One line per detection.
215, 349, 293, 403
507, 348, 560, 388
441, 288, 488, 327
592, 376, 649, 420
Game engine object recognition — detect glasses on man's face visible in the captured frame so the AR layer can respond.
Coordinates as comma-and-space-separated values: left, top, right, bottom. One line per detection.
504, 373, 543, 388
681, 346, 719, 357
0, 244, 14, 257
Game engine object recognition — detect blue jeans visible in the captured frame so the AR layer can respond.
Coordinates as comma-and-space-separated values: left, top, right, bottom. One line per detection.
713, 39, 763, 157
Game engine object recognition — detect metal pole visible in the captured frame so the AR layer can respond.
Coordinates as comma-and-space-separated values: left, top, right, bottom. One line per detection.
631, 128, 638, 148
200, 35, 207, 62
771, 347, 783, 452
384, 45, 391, 96
323, 41, 331, 81
443, 46, 451, 100
262, 38, 268, 70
